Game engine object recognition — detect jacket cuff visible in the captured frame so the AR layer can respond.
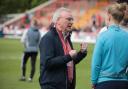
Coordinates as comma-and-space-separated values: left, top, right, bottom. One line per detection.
64, 54, 72, 63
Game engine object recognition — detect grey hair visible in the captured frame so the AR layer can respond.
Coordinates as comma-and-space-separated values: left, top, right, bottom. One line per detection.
52, 7, 71, 23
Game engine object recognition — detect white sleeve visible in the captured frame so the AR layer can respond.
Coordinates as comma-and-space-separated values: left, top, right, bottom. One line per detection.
21, 30, 28, 43
99, 26, 108, 34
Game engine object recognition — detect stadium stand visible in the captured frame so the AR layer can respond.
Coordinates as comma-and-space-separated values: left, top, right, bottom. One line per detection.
3, 0, 110, 39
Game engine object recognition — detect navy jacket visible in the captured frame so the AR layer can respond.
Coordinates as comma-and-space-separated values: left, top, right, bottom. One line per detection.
39, 27, 87, 89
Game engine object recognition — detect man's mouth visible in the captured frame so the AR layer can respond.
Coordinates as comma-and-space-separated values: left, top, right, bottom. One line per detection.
67, 24, 72, 28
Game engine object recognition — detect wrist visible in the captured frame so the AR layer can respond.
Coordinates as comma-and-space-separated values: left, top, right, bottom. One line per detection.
92, 84, 96, 89
80, 49, 87, 53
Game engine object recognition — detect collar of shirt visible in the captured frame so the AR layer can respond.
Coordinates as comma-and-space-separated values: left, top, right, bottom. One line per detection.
62, 32, 70, 41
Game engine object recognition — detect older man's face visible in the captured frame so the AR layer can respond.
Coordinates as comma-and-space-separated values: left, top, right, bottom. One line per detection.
56, 11, 74, 32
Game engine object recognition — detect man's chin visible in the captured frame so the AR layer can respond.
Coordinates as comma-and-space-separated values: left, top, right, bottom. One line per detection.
66, 28, 72, 32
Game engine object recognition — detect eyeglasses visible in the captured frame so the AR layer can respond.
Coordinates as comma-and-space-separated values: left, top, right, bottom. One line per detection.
65, 17, 74, 21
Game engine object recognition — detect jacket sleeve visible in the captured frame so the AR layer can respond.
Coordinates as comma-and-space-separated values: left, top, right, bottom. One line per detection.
67, 35, 87, 64
73, 50, 87, 64
39, 35, 72, 70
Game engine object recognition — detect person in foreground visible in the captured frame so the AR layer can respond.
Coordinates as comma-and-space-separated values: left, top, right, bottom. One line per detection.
20, 18, 41, 82
91, 3, 128, 89
39, 7, 87, 89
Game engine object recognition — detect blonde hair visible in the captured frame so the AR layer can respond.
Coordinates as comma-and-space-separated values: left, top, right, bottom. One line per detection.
108, 3, 126, 23
52, 7, 71, 23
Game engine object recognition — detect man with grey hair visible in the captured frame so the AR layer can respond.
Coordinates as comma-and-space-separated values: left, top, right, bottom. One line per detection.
39, 7, 87, 89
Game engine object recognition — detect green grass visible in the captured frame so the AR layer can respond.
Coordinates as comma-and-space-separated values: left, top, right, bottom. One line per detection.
0, 38, 94, 89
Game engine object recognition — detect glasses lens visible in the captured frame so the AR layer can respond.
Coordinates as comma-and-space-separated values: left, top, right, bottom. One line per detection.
66, 17, 73, 21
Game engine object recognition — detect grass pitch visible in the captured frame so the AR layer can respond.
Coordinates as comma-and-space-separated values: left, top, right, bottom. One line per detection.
0, 38, 94, 89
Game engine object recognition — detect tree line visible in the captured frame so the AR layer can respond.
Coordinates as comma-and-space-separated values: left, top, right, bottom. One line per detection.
0, 0, 48, 19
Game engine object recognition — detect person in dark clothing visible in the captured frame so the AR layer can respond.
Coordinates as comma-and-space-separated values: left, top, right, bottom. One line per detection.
117, 0, 128, 4
39, 7, 87, 89
20, 18, 41, 82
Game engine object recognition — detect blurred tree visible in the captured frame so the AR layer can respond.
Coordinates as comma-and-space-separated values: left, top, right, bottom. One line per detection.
0, 0, 48, 18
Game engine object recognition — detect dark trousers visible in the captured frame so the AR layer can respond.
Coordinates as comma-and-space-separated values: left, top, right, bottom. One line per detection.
21, 52, 37, 79
95, 81, 128, 89
41, 85, 56, 89
40, 81, 74, 89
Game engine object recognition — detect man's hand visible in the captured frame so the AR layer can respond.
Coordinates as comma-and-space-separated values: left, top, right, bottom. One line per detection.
69, 50, 77, 58
92, 84, 96, 89
80, 43, 88, 53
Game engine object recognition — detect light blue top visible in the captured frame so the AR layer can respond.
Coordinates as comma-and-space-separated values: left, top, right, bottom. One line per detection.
91, 24, 128, 85
21, 26, 41, 52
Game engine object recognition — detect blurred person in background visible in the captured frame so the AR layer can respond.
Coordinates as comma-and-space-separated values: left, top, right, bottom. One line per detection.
120, 3, 128, 29
0, 25, 4, 37
39, 7, 87, 89
39, 23, 49, 38
117, 0, 128, 4
98, 13, 110, 34
20, 17, 41, 82
91, 3, 128, 89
